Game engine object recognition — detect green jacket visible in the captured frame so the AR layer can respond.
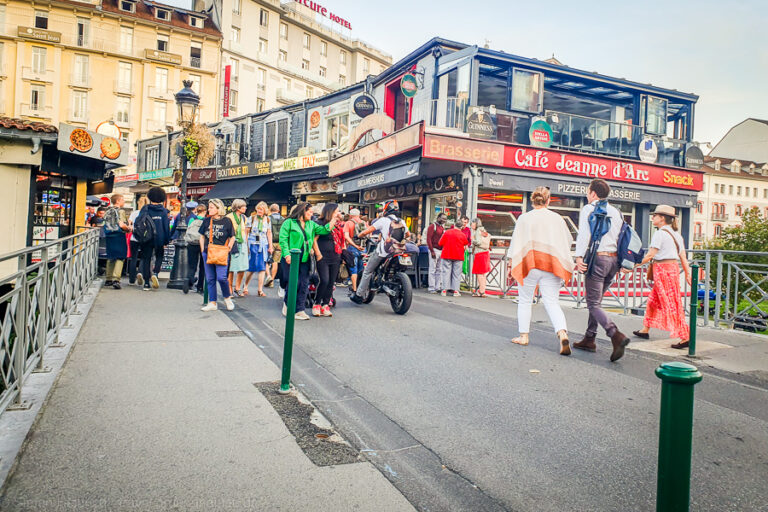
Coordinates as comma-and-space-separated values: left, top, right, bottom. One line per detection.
279, 218, 332, 262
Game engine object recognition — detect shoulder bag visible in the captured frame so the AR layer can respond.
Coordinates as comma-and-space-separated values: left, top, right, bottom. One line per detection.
206, 220, 230, 266
646, 229, 680, 283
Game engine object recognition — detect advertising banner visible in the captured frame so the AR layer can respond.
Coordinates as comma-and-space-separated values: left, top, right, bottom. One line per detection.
223, 65, 231, 118
58, 123, 129, 165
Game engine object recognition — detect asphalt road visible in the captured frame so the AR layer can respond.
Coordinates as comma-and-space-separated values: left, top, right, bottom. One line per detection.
228, 288, 768, 512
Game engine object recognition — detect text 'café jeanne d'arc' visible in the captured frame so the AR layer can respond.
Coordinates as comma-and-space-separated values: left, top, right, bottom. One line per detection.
329, 38, 704, 249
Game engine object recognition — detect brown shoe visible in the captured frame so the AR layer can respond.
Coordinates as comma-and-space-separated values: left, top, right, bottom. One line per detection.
573, 337, 596, 352
557, 330, 571, 356
610, 331, 630, 362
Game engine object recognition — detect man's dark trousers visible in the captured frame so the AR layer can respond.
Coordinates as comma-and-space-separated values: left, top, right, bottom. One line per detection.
140, 243, 164, 283
584, 255, 619, 338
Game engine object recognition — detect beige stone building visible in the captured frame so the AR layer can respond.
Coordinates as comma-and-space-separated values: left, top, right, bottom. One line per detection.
0, 0, 222, 151
693, 157, 768, 244
206, 0, 391, 116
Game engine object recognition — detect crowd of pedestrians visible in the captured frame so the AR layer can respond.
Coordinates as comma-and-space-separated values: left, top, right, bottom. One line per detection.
95, 177, 692, 360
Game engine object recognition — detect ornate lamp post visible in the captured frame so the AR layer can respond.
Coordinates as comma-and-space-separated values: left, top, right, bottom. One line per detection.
167, 80, 200, 292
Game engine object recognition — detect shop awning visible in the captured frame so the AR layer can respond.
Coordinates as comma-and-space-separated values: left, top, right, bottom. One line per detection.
201, 176, 270, 200
337, 161, 420, 194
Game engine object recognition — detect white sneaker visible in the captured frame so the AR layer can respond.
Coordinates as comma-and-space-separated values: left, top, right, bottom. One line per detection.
295, 311, 310, 320
278, 287, 285, 298
201, 302, 218, 312
282, 303, 287, 316
440, 290, 447, 297
224, 297, 235, 311
453, 291, 461, 297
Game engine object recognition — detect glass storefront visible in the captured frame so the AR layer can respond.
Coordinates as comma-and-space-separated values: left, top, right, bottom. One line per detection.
475, 189, 524, 249
33, 173, 76, 244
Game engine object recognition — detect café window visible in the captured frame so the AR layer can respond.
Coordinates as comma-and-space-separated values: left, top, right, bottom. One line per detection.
475, 189, 525, 244
264, 117, 289, 160
326, 114, 348, 149
510, 68, 543, 113
477, 63, 508, 108
437, 64, 470, 101
642, 95, 667, 135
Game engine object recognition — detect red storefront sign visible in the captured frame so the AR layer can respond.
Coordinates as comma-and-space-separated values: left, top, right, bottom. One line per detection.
423, 134, 703, 192
115, 173, 139, 183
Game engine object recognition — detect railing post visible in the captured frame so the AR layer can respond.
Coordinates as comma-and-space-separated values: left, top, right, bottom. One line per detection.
10, 255, 31, 410
688, 265, 699, 357
34, 247, 52, 373
655, 362, 702, 512
714, 252, 723, 328
279, 249, 301, 394
703, 252, 711, 326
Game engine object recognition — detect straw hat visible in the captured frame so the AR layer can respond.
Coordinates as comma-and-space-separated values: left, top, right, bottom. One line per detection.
652, 205, 676, 217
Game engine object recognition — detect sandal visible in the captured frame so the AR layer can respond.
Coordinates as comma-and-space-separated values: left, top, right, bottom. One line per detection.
471, 291, 480, 297
477, 293, 487, 298
257, 290, 266, 297
242, 287, 249, 296
511, 334, 529, 346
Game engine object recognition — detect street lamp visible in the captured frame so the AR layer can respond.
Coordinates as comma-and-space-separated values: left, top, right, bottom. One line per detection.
168, 80, 200, 292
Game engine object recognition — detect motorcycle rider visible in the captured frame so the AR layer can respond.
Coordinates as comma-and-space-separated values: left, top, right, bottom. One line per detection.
350, 200, 409, 304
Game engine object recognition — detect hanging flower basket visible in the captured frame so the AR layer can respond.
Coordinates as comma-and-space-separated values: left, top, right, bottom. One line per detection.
172, 123, 215, 167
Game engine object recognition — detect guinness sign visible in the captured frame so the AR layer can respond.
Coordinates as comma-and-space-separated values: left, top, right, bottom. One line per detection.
684, 145, 704, 169
466, 110, 496, 140
353, 94, 376, 118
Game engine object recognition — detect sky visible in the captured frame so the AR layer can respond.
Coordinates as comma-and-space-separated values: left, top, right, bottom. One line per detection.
168, 0, 767, 149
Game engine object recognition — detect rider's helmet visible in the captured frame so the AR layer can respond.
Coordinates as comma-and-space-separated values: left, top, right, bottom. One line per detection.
381, 200, 399, 216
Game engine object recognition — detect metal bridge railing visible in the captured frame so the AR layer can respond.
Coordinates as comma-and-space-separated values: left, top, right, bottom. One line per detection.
469, 249, 767, 333
0, 229, 100, 414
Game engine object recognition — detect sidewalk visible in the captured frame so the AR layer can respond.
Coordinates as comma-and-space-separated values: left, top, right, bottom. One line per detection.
0, 282, 414, 512
417, 289, 768, 381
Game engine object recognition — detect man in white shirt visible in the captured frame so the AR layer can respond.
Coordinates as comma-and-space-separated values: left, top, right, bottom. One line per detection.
350, 200, 409, 303
573, 179, 630, 362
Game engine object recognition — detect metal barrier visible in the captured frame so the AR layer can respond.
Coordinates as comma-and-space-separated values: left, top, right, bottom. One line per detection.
478, 249, 767, 333
0, 229, 100, 414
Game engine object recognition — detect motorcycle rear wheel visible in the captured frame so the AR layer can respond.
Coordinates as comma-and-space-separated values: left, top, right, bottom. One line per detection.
389, 272, 412, 315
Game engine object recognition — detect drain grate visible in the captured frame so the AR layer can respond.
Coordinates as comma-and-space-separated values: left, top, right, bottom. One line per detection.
215, 330, 245, 337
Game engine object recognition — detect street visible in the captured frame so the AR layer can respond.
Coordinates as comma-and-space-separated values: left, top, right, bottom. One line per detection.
228, 289, 768, 512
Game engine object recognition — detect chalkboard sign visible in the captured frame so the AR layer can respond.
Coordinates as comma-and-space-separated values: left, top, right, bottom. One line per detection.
161, 244, 176, 272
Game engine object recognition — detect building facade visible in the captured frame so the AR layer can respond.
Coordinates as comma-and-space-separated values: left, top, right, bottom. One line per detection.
693, 156, 768, 244
205, 0, 390, 116
0, 0, 222, 152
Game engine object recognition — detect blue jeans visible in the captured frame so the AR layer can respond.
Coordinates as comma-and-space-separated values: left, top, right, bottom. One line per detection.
202, 251, 231, 302
347, 246, 363, 275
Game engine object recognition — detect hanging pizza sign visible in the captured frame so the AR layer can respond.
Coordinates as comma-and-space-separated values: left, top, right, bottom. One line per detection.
58, 123, 129, 165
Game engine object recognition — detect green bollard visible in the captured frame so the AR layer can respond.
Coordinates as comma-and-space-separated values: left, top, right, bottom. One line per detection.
655, 362, 702, 512
203, 279, 208, 305
688, 265, 699, 357
279, 249, 301, 394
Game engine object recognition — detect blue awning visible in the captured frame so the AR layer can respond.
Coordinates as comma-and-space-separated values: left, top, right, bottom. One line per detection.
201, 176, 270, 200
337, 161, 420, 194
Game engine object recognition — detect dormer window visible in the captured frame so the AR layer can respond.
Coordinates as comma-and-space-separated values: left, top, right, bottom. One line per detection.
120, 1, 135, 13
714, 159, 721, 171
748, 164, 755, 175
189, 15, 203, 28
732, 160, 741, 173
156, 8, 170, 21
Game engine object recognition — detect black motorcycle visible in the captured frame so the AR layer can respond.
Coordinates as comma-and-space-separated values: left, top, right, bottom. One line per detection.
359, 248, 414, 315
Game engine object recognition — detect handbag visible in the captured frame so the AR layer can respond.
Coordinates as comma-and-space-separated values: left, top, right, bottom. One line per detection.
206, 220, 229, 266
646, 229, 681, 283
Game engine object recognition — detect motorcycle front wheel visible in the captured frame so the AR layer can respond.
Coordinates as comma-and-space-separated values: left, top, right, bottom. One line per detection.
389, 272, 412, 315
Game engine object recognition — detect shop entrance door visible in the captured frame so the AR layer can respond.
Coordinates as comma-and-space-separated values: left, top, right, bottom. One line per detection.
386, 79, 411, 131
34, 174, 75, 243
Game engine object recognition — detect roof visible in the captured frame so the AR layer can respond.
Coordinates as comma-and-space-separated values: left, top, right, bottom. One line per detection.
700, 164, 768, 182
100, 0, 221, 38
704, 156, 766, 167
0, 117, 58, 133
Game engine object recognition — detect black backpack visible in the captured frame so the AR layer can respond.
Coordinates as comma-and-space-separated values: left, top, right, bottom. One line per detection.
133, 210, 156, 244
270, 214, 285, 243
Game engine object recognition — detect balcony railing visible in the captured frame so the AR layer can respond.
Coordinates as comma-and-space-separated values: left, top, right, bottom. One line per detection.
544, 110, 642, 158
67, 109, 89, 123
146, 119, 169, 133
70, 73, 90, 88
22, 67, 54, 83
711, 212, 729, 222
148, 86, 174, 101
190, 56, 201, 69
114, 80, 134, 95
20, 104, 54, 119
423, 98, 692, 167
